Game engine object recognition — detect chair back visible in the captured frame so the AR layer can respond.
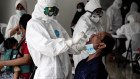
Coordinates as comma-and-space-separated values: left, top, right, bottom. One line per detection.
0, 23, 7, 36
131, 32, 140, 51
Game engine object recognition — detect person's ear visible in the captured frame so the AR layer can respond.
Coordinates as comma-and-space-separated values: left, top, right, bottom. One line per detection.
98, 43, 106, 49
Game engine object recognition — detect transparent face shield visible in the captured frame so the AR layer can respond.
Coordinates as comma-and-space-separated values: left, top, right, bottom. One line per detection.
86, 8, 103, 23
87, 9, 103, 18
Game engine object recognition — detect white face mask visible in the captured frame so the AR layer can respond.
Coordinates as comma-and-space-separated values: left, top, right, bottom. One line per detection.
90, 15, 100, 23
77, 9, 82, 12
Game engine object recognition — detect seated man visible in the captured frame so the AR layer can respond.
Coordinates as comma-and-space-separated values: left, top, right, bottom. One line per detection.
74, 32, 115, 79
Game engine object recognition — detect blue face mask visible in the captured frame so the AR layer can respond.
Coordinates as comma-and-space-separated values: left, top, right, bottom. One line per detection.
20, 31, 23, 37
77, 9, 82, 12
54, 30, 60, 38
16, 10, 26, 15
85, 44, 96, 54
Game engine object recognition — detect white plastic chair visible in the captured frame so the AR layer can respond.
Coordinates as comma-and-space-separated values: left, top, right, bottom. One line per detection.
0, 23, 7, 36
131, 33, 140, 53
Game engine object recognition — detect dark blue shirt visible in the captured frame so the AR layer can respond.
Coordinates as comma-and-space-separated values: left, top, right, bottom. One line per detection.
74, 56, 108, 79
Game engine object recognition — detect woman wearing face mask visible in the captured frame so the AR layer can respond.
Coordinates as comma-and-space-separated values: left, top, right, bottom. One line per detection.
5, 0, 27, 42
0, 14, 33, 79
70, 2, 86, 35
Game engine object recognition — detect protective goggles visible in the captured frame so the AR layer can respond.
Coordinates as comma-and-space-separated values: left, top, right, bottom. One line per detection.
87, 10, 103, 18
44, 6, 59, 16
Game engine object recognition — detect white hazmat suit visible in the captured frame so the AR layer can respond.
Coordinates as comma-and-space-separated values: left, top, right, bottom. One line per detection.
73, 0, 108, 68
100, 11, 112, 32
117, 15, 140, 48
106, 0, 122, 33
26, 0, 84, 78
5, 0, 27, 42
125, 2, 140, 24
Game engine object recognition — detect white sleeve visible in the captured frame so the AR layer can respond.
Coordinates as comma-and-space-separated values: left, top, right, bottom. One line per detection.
5, 16, 14, 39
73, 17, 88, 43
73, 17, 88, 36
116, 25, 126, 36
26, 21, 69, 57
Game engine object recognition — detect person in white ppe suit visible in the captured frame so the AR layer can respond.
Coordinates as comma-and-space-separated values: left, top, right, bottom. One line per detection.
125, 2, 140, 24
117, 14, 140, 49
73, 0, 109, 68
26, 0, 85, 79
97, 0, 112, 33
106, 0, 123, 33
5, 0, 27, 42
100, 11, 112, 33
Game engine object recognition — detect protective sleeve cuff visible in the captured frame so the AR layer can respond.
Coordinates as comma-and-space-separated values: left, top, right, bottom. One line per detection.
76, 44, 86, 51
65, 39, 73, 47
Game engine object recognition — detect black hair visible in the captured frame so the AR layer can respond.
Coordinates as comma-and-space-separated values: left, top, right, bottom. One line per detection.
4, 37, 18, 49
77, 2, 85, 11
101, 36, 115, 56
19, 14, 32, 30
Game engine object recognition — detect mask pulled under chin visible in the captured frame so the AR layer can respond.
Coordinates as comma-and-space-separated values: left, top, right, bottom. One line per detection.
86, 44, 96, 54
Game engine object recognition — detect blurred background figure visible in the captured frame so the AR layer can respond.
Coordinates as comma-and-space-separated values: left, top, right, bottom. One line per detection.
125, 2, 140, 24
5, 0, 27, 42
106, 0, 123, 33
117, 14, 140, 50
70, 2, 86, 35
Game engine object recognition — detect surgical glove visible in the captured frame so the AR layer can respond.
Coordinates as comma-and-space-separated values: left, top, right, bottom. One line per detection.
73, 32, 86, 44
76, 44, 86, 51
65, 39, 73, 47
